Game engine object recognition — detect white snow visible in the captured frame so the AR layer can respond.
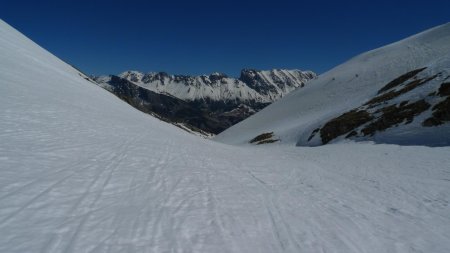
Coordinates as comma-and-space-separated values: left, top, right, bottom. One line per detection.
215, 23, 450, 146
1, 19, 450, 253
109, 69, 315, 103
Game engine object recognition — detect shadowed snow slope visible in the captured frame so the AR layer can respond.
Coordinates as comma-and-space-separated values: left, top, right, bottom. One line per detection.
1, 20, 450, 253
215, 23, 450, 146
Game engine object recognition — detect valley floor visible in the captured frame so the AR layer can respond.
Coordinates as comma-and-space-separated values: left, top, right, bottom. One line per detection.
1, 120, 449, 252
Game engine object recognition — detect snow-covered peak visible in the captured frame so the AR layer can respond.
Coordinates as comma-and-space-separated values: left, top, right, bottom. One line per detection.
210, 71, 228, 77
118, 70, 145, 82
102, 69, 316, 102
239, 68, 316, 95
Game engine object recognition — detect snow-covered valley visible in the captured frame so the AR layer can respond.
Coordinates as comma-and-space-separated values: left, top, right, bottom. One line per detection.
1, 19, 450, 253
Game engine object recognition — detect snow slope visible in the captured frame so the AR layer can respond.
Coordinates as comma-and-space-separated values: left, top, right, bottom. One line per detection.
215, 23, 450, 146
1, 19, 450, 253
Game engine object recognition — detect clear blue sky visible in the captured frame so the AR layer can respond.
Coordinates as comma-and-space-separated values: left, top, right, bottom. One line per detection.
2, 0, 449, 76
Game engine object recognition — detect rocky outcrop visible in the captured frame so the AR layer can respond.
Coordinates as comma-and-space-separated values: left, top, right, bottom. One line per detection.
308, 67, 450, 145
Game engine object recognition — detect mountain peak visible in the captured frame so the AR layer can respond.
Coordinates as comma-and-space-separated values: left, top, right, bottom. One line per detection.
98, 68, 316, 103
93, 68, 316, 134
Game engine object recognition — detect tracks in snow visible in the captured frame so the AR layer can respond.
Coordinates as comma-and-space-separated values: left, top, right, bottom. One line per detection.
1, 135, 450, 253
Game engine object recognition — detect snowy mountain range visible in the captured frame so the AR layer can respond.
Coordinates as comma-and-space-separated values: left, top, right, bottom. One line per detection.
93, 69, 316, 134
2, 18, 450, 253
216, 23, 450, 147
100, 69, 315, 102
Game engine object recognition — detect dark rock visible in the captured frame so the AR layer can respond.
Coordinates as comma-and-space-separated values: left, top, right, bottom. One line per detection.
423, 96, 450, 126
307, 128, 320, 142
345, 130, 358, 138
438, 82, 450, 96
377, 67, 427, 94
362, 99, 430, 135
256, 139, 279, 145
366, 74, 437, 106
320, 110, 373, 144
250, 132, 276, 144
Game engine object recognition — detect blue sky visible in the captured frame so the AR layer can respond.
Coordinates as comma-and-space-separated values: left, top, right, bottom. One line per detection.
2, 0, 449, 76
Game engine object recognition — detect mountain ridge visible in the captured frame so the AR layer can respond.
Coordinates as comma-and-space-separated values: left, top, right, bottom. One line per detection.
98, 68, 316, 102
93, 68, 316, 134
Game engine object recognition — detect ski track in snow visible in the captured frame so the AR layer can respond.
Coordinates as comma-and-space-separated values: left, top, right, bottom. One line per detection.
1, 19, 450, 252
2, 126, 450, 253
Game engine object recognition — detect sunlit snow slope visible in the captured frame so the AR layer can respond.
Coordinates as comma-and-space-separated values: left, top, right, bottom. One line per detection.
1, 20, 450, 253
216, 23, 450, 146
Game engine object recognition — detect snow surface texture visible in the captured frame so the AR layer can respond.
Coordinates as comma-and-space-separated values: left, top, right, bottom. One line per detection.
96, 69, 316, 103
216, 23, 450, 146
1, 19, 450, 253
